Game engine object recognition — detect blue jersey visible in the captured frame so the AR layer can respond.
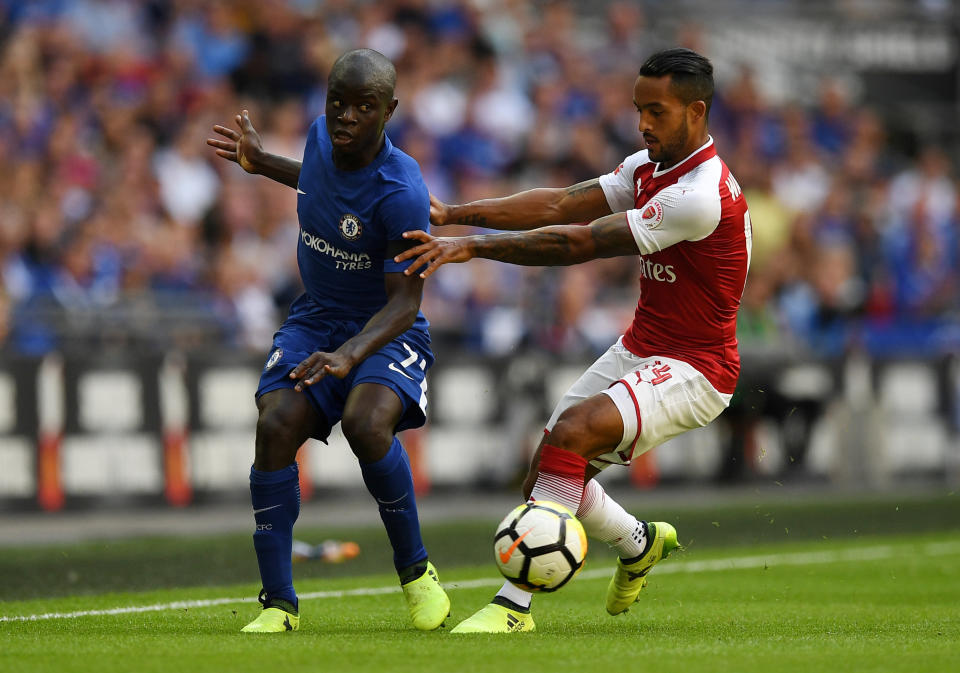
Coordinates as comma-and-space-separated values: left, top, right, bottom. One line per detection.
293, 115, 430, 339
257, 118, 434, 439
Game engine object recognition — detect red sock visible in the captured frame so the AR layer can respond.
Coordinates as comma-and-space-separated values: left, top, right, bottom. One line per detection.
529, 444, 589, 513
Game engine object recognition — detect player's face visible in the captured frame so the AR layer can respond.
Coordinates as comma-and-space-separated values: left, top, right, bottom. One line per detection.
633, 75, 697, 167
325, 76, 397, 161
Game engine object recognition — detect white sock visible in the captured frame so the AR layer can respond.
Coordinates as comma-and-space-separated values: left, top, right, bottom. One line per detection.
494, 579, 532, 609
529, 479, 582, 513
576, 480, 647, 559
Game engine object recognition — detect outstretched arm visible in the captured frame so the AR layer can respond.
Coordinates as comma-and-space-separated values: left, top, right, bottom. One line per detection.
430, 179, 612, 231
396, 213, 639, 279
206, 110, 302, 190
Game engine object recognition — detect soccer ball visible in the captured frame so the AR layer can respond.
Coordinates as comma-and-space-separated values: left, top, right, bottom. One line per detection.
493, 500, 587, 593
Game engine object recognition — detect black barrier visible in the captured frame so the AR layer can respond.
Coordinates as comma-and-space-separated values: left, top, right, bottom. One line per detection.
0, 355, 40, 503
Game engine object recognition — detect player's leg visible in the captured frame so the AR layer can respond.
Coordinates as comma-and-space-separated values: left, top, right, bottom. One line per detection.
341, 381, 449, 631
520, 441, 652, 562
474, 357, 710, 629
242, 388, 324, 633
518, 435, 660, 574
524, 392, 626, 507
341, 383, 427, 576
594, 357, 732, 614
453, 343, 630, 633
455, 398, 627, 634
523, 393, 682, 616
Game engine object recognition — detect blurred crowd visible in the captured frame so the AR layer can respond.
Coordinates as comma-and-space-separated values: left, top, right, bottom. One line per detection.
0, 0, 957, 359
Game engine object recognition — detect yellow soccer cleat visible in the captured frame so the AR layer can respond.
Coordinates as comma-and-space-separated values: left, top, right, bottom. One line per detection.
241, 606, 299, 633
451, 602, 535, 634
401, 561, 451, 631
606, 521, 681, 615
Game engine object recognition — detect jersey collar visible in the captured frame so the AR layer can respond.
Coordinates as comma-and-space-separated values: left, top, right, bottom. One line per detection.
651, 136, 716, 179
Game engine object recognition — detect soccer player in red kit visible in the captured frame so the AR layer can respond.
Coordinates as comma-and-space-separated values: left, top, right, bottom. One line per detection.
397, 48, 752, 633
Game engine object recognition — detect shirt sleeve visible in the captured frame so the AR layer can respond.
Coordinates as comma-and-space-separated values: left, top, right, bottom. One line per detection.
598, 150, 647, 213
380, 184, 431, 274
625, 183, 721, 255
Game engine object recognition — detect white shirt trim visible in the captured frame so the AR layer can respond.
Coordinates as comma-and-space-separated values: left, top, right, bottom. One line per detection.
625, 158, 723, 255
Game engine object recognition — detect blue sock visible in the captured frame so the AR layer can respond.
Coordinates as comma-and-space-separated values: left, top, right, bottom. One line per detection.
250, 463, 300, 609
359, 437, 427, 573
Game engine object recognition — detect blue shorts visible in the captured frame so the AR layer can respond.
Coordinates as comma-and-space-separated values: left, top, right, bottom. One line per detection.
256, 314, 434, 441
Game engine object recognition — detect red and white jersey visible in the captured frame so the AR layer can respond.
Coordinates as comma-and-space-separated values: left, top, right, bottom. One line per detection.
598, 137, 751, 394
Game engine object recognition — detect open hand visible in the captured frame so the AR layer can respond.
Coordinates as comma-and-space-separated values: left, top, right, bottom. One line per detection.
395, 230, 476, 279
289, 351, 354, 391
206, 110, 264, 174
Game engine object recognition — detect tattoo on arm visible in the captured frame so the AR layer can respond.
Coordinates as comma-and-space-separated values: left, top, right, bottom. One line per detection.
476, 227, 593, 266
472, 214, 636, 266
560, 178, 611, 222
460, 214, 489, 228
588, 215, 639, 258
564, 179, 602, 200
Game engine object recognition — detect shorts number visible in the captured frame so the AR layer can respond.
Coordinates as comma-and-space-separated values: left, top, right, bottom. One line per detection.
634, 362, 672, 386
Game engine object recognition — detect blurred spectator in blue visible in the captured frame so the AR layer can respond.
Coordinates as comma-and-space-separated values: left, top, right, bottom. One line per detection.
173, 3, 250, 81
0, 0, 955, 360
811, 79, 853, 158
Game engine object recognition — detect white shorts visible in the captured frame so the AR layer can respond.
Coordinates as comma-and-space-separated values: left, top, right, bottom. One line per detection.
544, 337, 733, 470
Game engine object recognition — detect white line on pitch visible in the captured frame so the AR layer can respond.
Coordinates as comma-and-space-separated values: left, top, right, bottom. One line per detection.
3, 540, 958, 623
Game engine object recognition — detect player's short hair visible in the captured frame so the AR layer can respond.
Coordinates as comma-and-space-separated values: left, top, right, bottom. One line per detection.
329, 48, 397, 101
639, 48, 714, 116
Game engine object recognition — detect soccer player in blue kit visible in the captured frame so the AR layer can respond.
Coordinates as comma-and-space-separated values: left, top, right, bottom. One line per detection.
207, 49, 450, 633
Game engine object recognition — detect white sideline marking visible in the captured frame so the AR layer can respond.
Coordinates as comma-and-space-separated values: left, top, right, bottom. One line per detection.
3, 541, 959, 623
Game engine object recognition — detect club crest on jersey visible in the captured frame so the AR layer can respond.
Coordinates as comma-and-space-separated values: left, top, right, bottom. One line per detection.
640, 200, 664, 229
266, 348, 282, 370
339, 213, 362, 241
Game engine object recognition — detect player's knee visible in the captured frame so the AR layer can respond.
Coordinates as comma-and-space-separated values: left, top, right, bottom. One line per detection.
341, 410, 393, 461
548, 410, 594, 455
256, 407, 291, 443
254, 406, 303, 468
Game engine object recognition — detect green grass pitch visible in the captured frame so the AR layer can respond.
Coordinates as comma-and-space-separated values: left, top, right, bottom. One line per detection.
2, 492, 959, 673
